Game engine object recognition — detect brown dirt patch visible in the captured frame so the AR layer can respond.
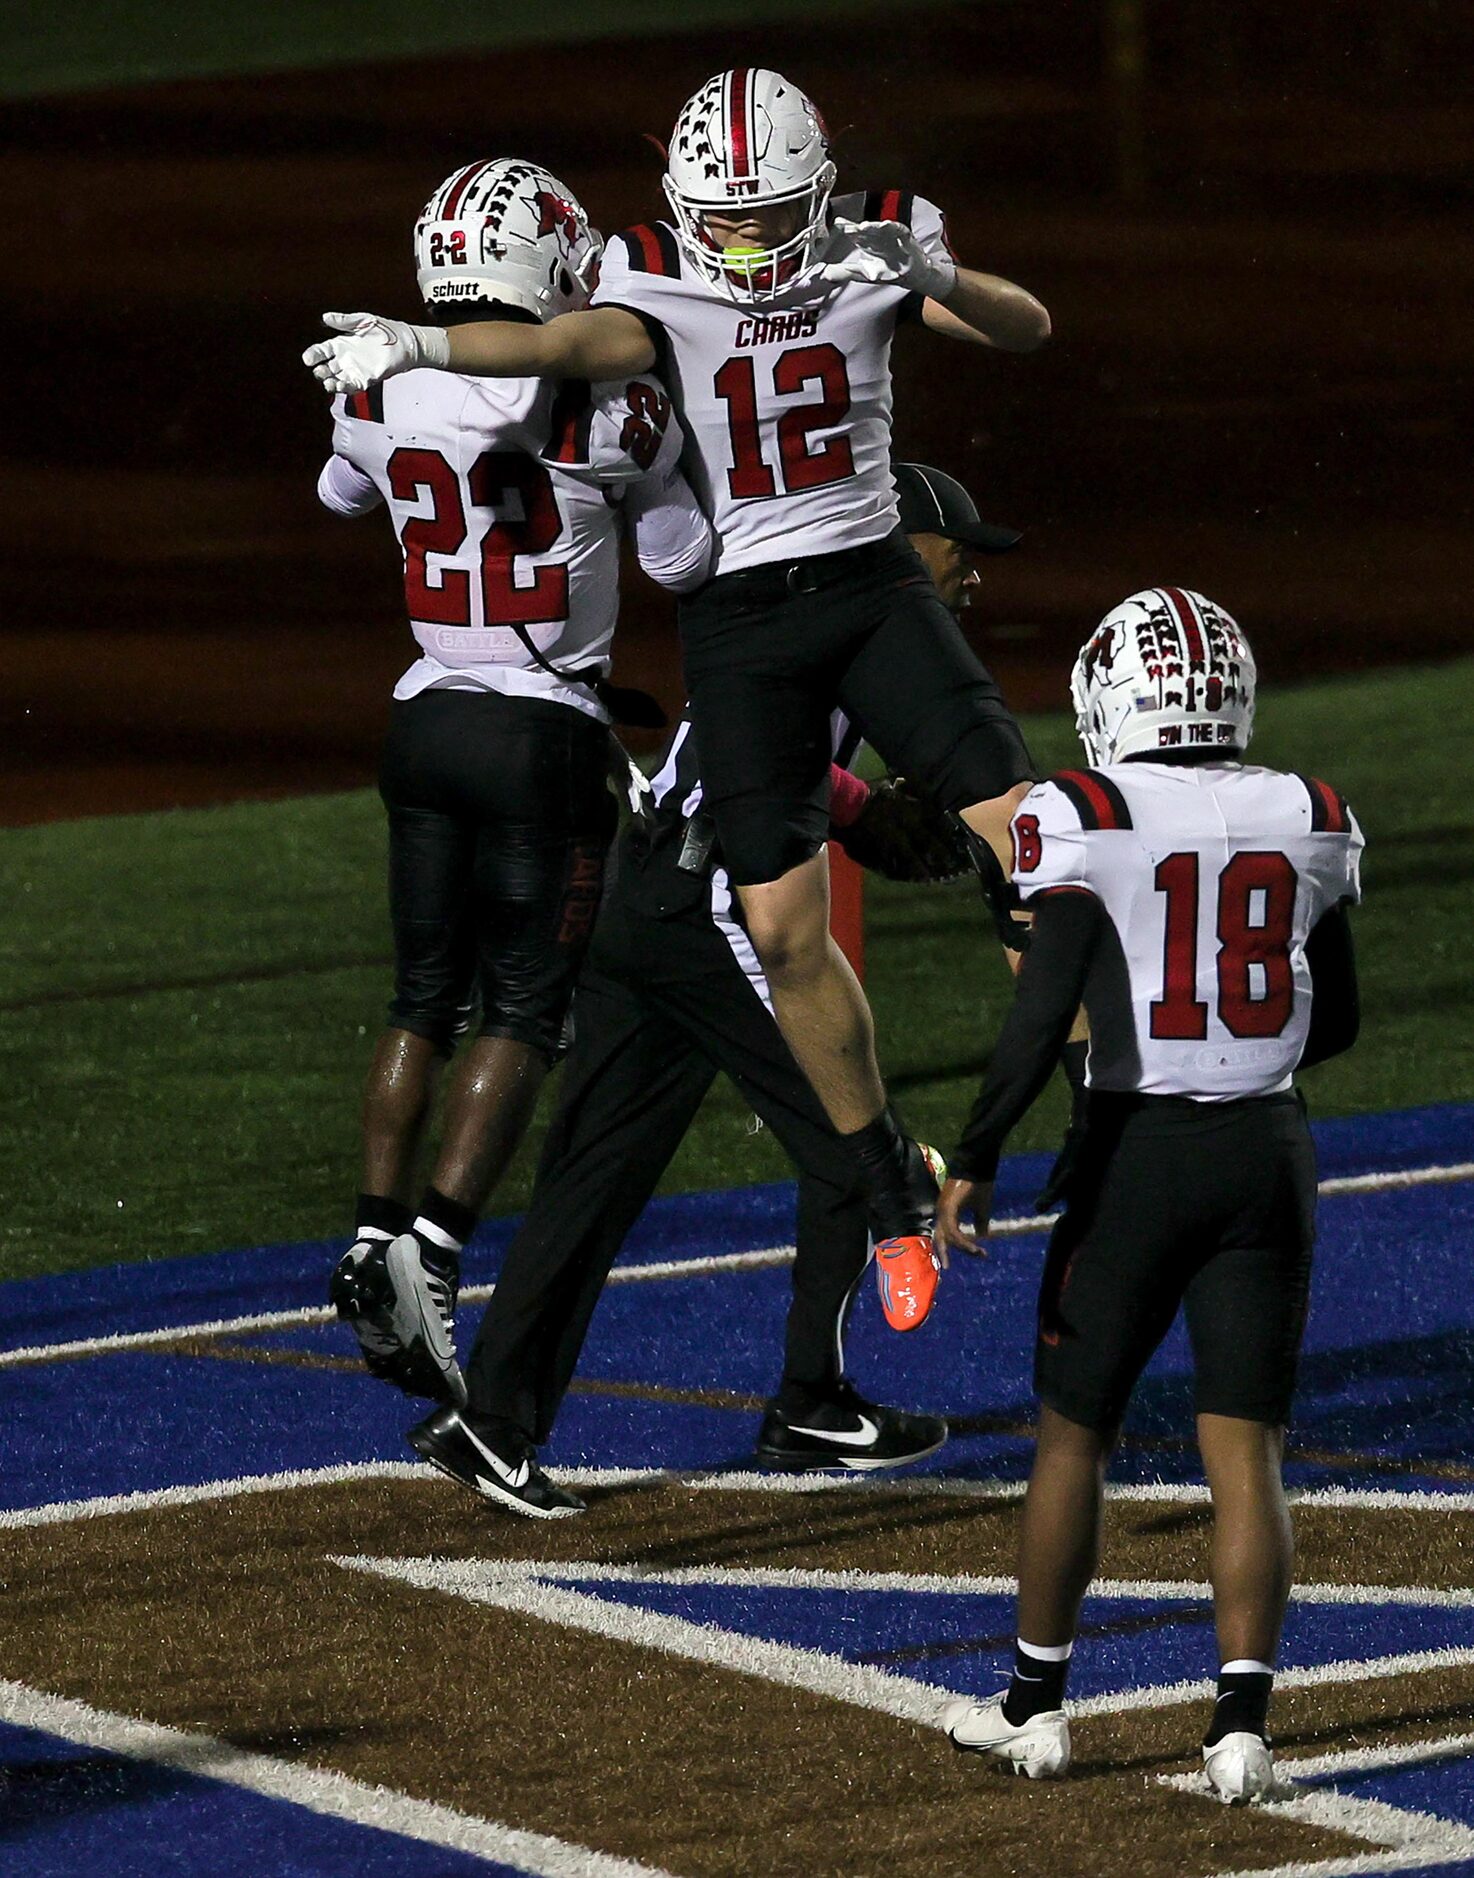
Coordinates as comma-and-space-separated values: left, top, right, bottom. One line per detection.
2, 1476, 1470, 1875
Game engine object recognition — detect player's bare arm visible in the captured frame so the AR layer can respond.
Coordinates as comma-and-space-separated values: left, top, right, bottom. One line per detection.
921, 267, 1051, 352
444, 304, 656, 379
305, 304, 655, 395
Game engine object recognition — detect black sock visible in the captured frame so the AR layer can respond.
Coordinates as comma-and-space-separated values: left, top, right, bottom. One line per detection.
1204, 1667, 1273, 1746
415, 1187, 477, 1247
842, 1104, 904, 1180
355, 1193, 411, 1241
1002, 1640, 1071, 1723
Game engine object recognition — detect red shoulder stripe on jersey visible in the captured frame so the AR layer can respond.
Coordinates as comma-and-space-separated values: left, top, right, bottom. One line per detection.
623, 225, 668, 275
547, 379, 594, 464
1053, 769, 1134, 831
346, 384, 384, 424
1299, 774, 1350, 833
1160, 585, 1207, 664
861, 190, 912, 226
653, 222, 682, 276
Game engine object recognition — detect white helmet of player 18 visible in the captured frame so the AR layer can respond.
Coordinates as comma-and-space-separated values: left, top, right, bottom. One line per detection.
1071, 587, 1257, 764
663, 68, 836, 303
414, 158, 602, 322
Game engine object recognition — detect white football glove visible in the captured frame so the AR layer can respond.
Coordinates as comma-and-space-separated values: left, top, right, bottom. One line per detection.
814, 217, 957, 301
301, 311, 451, 394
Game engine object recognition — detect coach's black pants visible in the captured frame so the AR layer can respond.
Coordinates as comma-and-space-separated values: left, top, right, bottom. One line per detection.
462, 864, 871, 1445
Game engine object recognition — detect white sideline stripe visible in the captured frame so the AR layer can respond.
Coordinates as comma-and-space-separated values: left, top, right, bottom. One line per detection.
12, 1462, 1474, 1530
0, 1461, 432, 1530
1179, 1732, 1474, 1878
1070, 1647, 1474, 1720
3, 1155, 1468, 1372
422, 1557, 1474, 1611
0, 1248, 793, 1369
0, 1678, 676, 1878
1282, 1730, 1474, 1783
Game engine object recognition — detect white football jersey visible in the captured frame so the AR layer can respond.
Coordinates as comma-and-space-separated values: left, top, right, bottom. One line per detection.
1011, 762, 1363, 1100
320, 366, 696, 717
590, 191, 954, 572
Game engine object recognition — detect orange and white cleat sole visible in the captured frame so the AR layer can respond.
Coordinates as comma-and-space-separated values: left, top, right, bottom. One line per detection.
875, 1233, 942, 1331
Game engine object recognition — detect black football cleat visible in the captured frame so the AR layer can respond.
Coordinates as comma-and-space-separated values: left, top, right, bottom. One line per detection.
330, 1234, 466, 1407
407, 1407, 586, 1519
756, 1381, 947, 1472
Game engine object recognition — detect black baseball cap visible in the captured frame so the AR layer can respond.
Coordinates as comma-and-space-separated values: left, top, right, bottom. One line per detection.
894, 462, 1021, 553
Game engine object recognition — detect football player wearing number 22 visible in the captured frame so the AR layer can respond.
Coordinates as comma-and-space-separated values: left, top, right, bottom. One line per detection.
935, 590, 1363, 1804
319, 160, 711, 1410
304, 68, 1051, 1305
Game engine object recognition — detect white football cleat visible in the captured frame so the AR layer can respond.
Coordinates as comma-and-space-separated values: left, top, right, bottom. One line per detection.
1203, 1732, 1277, 1803
941, 1694, 1071, 1779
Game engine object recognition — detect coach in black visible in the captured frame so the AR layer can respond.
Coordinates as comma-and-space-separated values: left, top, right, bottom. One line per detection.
408, 465, 1021, 1517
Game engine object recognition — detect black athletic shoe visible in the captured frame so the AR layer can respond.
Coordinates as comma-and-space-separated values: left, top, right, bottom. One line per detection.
867, 1136, 944, 1242
330, 1234, 466, 1407
407, 1407, 587, 1519
755, 1381, 947, 1471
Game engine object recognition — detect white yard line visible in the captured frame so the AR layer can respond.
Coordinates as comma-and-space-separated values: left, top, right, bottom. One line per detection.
335, 1554, 1474, 1733
3, 1156, 1468, 1371
11, 1463, 1474, 1531
0, 1678, 678, 1877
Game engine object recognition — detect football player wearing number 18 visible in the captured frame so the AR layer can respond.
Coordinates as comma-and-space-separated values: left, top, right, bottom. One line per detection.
303, 68, 1050, 1303
933, 591, 1363, 1802
320, 160, 711, 1407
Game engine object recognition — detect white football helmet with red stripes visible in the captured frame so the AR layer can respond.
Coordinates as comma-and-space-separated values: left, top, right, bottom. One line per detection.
663, 68, 836, 302
1071, 588, 1257, 764
414, 158, 601, 321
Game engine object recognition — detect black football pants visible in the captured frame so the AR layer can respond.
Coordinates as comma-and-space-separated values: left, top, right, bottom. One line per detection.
461, 880, 871, 1445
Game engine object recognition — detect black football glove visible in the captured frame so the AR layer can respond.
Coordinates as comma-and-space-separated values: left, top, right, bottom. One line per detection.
836, 777, 973, 882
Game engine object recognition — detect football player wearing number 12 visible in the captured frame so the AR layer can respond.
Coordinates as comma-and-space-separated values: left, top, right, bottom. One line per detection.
934, 590, 1363, 1802
320, 160, 711, 1407
304, 68, 1051, 1309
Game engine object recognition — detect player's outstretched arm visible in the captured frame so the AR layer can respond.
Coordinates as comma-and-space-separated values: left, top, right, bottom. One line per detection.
921, 268, 1051, 353
815, 217, 1049, 353
303, 305, 656, 395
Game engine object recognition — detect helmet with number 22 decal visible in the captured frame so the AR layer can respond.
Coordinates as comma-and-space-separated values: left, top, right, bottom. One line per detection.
414, 157, 602, 322
663, 68, 836, 304
1071, 588, 1257, 764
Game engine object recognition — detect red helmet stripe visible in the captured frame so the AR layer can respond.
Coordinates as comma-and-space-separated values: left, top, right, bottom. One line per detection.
727, 67, 752, 180
441, 160, 493, 222
1160, 585, 1208, 664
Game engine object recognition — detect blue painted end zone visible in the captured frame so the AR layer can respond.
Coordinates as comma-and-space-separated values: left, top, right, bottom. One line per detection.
2, 1102, 1471, 1511
4, 1101, 1468, 1351
0, 1721, 530, 1878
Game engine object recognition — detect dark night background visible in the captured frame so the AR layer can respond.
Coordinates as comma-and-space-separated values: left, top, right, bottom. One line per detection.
3, 0, 1470, 824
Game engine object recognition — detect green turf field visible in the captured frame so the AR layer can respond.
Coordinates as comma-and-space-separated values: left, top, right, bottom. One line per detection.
2, 658, 1469, 1282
